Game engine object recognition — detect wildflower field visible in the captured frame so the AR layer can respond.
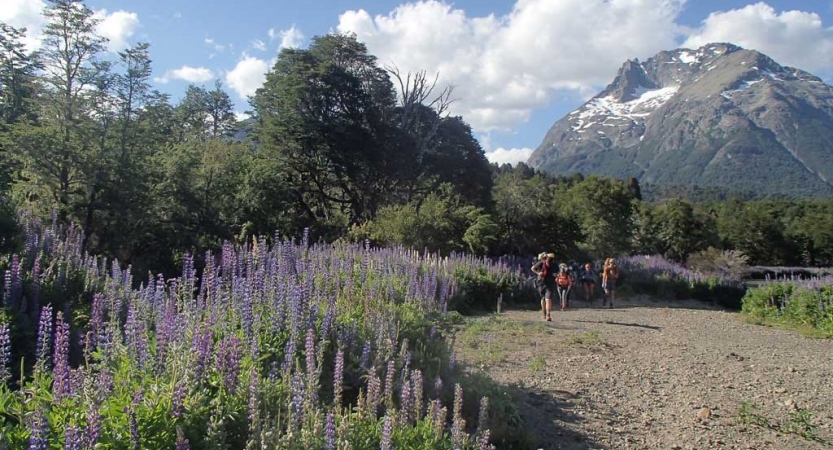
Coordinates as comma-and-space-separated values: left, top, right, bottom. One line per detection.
741, 274, 833, 338
0, 214, 533, 449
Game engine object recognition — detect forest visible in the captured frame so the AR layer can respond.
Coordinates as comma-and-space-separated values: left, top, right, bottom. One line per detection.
2, 4, 833, 277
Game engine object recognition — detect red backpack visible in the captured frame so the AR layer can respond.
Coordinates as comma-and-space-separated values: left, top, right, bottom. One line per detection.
540, 260, 551, 280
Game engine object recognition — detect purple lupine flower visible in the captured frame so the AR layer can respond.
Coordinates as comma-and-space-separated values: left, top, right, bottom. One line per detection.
216, 336, 242, 392
324, 412, 336, 450
321, 339, 337, 400
383, 360, 395, 407
477, 430, 492, 450
360, 341, 371, 370
172, 381, 187, 418
289, 373, 304, 430
64, 426, 82, 450
411, 370, 423, 421
429, 400, 445, 437
247, 368, 259, 423
192, 325, 212, 381
399, 375, 412, 425
124, 304, 148, 369
35, 306, 53, 369
304, 328, 316, 382
28, 408, 48, 450
452, 384, 465, 447
477, 397, 489, 433
0, 324, 11, 384
53, 312, 71, 400
9, 254, 21, 308
128, 407, 140, 450
380, 414, 393, 450
282, 337, 295, 376
176, 427, 190, 450
367, 370, 381, 416
84, 406, 101, 448
31, 256, 41, 317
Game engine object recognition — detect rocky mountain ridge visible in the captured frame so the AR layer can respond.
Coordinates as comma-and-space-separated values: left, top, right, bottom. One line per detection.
528, 43, 833, 198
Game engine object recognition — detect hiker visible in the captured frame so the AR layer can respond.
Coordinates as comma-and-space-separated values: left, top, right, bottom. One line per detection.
602, 258, 619, 308
581, 262, 597, 303
531, 253, 556, 321
567, 259, 581, 305
555, 263, 573, 311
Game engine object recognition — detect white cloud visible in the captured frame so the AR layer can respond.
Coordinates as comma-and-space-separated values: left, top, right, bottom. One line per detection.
0, 0, 47, 51
251, 39, 267, 51
93, 9, 140, 52
337, 0, 686, 132
2, 2, 141, 53
272, 24, 304, 49
226, 56, 270, 98
205, 38, 226, 52
154, 66, 215, 84
234, 111, 251, 122
486, 147, 533, 166
683, 3, 833, 75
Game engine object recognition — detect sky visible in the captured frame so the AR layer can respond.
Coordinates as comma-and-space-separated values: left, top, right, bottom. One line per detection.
4, 0, 833, 165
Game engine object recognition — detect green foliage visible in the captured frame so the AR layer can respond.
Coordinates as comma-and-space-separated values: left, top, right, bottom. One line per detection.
741, 283, 833, 337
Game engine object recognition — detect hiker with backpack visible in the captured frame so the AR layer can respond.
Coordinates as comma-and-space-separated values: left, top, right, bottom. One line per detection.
555, 263, 573, 311
581, 262, 598, 303
531, 253, 556, 321
602, 258, 619, 308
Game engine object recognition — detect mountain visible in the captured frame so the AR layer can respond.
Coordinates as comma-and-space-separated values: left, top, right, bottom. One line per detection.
528, 43, 833, 198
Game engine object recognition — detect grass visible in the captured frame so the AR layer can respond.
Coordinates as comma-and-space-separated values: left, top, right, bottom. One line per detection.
743, 316, 833, 339
528, 355, 547, 373
735, 401, 827, 444
454, 314, 551, 368
565, 331, 603, 347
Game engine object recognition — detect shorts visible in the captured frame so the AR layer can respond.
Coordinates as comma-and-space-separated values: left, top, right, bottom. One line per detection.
603, 279, 617, 292
539, 282, 555, 300
582, 281, 594, 289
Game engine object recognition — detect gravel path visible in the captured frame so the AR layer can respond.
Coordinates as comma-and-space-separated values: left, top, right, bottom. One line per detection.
453, 296, 833, 450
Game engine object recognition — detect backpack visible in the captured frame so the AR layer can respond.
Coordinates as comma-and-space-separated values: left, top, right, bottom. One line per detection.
540, 260, 551, 280
556, 271, 571, 287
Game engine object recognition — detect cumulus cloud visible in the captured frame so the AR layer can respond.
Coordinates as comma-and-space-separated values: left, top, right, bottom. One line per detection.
485, 147, 533, 166
269, 25, 305, 49
0, 0, 47, 50
337, 0, 686, 132
683, 3, 833, 75
226, 56, 270, 98
154, 66, 214, 84
93, 9, 140, 52
2, 1, 140, 52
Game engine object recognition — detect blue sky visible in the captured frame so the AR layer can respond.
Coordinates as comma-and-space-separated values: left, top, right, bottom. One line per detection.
4, 0, 833, 164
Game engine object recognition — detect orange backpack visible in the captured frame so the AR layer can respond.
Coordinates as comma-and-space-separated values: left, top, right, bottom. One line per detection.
556, 271, 570, 287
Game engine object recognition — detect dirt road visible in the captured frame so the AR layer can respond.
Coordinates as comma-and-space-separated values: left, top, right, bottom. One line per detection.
453, 297, 833, 450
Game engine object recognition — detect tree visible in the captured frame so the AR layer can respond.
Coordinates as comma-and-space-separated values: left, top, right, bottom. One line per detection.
653, 198, 714, 262
206, 80, 236, 138
14, 0, 107, 219
566, 176, 634, 258
0, 23, 41, 193
253, 34, 401, 229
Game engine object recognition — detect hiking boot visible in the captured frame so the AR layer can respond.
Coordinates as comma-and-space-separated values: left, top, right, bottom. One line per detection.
546, 316, 552, 322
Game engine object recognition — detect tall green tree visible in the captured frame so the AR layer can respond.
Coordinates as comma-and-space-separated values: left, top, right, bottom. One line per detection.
0, 23, 41, 194
14, 0, 106, 219
253, 34, 401, 230
653, 198, 715, 262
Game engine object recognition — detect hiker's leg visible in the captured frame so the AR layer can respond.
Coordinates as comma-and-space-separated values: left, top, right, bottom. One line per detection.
541, 298, 546, 319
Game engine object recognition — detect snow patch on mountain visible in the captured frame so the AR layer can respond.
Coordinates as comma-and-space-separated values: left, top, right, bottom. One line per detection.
571, 86, 679, 129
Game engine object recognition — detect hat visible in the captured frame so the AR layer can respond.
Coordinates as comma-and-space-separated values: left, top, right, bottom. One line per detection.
538, 252, 547, 260
546, 253, 555, 259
